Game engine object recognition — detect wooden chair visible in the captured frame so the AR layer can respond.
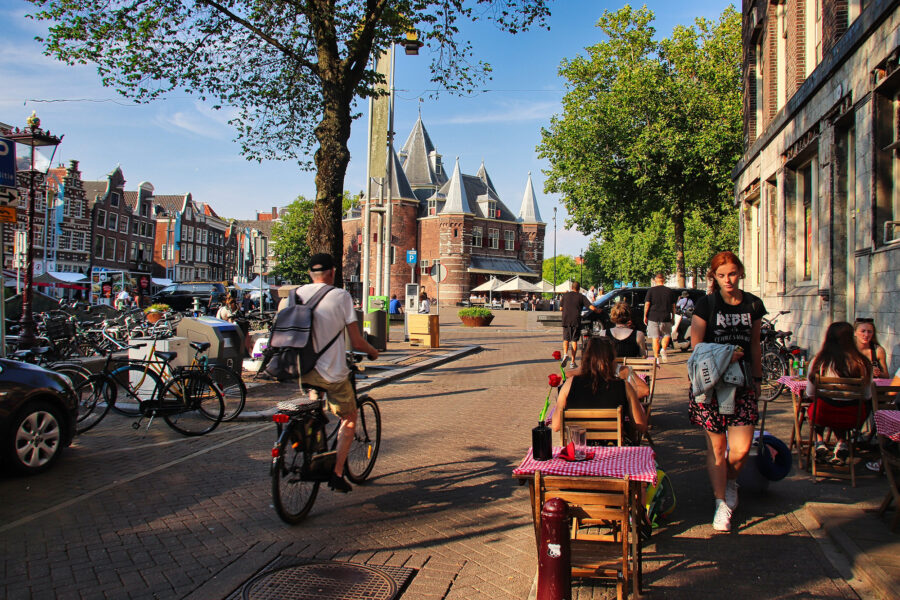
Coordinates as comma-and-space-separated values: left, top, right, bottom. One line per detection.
789, 383, 813, 471
562, 406, 624, 447
807, 376, 870, 487
873, 385, 900, 530
617, 357, 657, 445
534, 471, 641, 599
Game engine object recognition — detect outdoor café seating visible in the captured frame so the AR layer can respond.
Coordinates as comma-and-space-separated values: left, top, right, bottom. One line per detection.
807, 376, 870, 487
616, 357, 657, 445
874, 384, 900, 530
561, 406, 624, 447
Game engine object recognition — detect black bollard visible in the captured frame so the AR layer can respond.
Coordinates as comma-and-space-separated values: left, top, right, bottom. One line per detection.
537, 497, 571, 600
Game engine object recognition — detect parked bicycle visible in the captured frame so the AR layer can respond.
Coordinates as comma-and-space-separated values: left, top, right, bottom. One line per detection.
759, 310, 802, 401
270, 352, 381, 524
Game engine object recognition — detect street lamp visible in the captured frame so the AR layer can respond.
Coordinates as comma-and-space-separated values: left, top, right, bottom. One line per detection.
553, 207, 557, 291
5, 113, 62, 348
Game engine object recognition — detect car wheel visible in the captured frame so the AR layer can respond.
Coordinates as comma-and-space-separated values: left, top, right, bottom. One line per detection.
6, 400, 67, 475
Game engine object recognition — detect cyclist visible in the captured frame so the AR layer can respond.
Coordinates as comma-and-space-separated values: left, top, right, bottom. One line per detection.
297, 253, 379, 493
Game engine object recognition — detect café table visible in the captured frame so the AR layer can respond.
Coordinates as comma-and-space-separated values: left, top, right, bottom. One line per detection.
874, 409, 900, 530
875, 409, 900, 442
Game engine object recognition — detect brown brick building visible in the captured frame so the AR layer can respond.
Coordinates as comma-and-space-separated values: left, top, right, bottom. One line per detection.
343, 116, 546, 305
734, 0, 900, 370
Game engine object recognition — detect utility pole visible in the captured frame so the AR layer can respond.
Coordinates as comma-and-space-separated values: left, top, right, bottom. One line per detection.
553, 207, 557, 291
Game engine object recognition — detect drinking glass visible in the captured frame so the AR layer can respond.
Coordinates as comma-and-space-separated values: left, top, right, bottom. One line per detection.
568, 425, 586, 460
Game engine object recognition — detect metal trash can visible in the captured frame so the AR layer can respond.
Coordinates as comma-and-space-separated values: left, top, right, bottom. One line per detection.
176, 316, 245, 375
363, 311, 387, 351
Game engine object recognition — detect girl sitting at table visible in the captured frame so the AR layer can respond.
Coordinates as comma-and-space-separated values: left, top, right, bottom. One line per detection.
552, 336, 647, 445
807, 321, 873, 465
854, 318, 888, 379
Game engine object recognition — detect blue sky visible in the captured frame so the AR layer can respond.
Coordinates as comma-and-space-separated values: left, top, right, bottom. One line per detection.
0, 1, 733, 257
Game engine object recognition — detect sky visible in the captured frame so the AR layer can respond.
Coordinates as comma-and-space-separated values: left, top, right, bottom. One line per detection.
0, 0, 734, 258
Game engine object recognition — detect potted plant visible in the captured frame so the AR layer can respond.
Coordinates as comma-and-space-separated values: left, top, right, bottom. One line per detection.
458, 306, 494, 327
144, 303, 171, 323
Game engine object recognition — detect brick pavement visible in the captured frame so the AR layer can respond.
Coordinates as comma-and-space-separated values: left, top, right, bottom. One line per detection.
0, 309, 898, 599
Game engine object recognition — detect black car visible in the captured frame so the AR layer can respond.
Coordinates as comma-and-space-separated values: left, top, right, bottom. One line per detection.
0, 359, 78, 475
151, 282, 227, 312
582, 286, 707, 336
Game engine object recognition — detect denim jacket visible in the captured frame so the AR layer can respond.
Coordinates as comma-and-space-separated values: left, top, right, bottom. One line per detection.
687, 342, 746, 415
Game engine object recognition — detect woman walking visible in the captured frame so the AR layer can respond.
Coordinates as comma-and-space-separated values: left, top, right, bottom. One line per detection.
690, 251, 766, 532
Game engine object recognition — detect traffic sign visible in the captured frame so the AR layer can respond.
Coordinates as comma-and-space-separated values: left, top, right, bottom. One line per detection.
0, 206, 15, 223
0, 137, 16, 188
406, 249, 417, 264
0, 186, 18, 207
430, 263, 448, 283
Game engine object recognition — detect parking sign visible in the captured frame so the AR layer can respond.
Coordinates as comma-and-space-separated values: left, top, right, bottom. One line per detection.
406, 249, 417, 264
0, 137, 16, 189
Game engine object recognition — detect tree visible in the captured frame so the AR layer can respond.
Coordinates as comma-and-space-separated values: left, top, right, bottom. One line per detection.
29, 0, 551, 284
542, 255, 580, 288
537, 6, 741, 286
270, 197, 314, 284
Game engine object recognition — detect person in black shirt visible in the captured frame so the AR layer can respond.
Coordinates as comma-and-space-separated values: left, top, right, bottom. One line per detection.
689, 251, 766, 533
643, 273, 676, 364
559, 281, 598, 367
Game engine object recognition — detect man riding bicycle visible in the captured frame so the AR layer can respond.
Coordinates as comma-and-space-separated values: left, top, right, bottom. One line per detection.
297, 253, 379, 493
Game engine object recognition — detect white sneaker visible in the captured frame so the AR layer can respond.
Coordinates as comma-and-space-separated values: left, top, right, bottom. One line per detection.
725, 479, 739, 511
660, 348, 668, 363
713, 500, 732, 532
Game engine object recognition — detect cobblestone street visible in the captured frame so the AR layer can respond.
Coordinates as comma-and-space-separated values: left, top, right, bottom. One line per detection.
1, 311, 895, 599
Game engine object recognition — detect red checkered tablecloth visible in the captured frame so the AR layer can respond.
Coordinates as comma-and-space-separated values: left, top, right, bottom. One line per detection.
875, 410, 900, 442
513, 446, 657, 484
777, 376, 892, 396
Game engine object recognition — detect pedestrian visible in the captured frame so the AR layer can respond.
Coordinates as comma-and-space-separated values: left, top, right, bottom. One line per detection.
389, 293, 403, 314
672, 291, 695, 336
216, 294, 239, 323
853, 318, 888, 379
586, 285, 597, 303
560, 280, 598, 367
115, 288, 131, 311
689, 251, 766, 532
241, 290, 254, 313
643, 273, 677, 364
418, 292, 431, 314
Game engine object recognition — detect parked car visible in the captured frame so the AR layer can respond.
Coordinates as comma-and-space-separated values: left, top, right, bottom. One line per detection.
0, 359, 78, 475
151, 282, 227, 312
582, 286, 707, 337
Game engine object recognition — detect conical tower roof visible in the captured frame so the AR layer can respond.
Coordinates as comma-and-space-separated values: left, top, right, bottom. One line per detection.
439, 158, 475, 215
517, 172, 543, 223
476, 161, 498, 195
387, 147, 417, 201
400, 115, 440, 188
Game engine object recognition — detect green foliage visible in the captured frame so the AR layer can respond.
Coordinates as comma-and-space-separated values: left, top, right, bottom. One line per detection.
537, 6, 741, 285
342, 191, 362, 215
145, 303, 171, 314
542, 255, 582, 287
458, 307, 493, 318
270, 197, 314, 284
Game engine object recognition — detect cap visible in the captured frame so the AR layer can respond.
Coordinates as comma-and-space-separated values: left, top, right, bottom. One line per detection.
308, 253, 335, 272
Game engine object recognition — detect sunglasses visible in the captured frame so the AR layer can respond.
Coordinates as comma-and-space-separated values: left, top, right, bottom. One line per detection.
855, 318, 874, 324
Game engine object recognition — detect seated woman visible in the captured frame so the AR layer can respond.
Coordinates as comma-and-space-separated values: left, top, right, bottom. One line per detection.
807, 321, 874, 465
601, 301, 647, 358
552, 337, 647, 445
854, 318, 889, 379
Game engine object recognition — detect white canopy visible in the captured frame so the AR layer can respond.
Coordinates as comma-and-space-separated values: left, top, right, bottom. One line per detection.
42, 271, 86, 283
151, 278, 173, 286
537, 280, 556, 293
235, 276, 270, 290
496, 276, 541, 293
471, 277, 503, 292
554, 279, 577, 293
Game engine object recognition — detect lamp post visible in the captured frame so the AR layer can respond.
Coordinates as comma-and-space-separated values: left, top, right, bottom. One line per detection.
552, 207, 557, 291
5, 113, 62, 348
579, 250, 583, 286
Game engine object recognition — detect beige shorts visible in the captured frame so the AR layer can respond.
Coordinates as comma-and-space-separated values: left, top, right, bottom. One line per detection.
301, 369, 357, 417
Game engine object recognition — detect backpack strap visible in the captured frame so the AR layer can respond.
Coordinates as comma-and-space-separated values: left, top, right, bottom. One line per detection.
298, 284, 334, 309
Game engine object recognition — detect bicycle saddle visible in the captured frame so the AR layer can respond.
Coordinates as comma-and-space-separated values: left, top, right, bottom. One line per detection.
190, 342, 211, 353
156, 351, 178, 363
776, 331, 792, 338
276, 399, 321, 415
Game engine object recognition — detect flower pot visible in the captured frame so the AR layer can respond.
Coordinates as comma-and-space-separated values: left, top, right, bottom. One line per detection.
146, 311, 162, 324
460, 315, 494, 327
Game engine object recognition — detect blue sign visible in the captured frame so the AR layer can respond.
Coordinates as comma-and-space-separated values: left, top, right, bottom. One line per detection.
406, 249, 417, 264
0, 137, 16, 188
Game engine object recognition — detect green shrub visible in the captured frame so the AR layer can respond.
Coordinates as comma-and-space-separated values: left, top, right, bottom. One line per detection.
458, 307, 493, 318
145, 303, 172, 314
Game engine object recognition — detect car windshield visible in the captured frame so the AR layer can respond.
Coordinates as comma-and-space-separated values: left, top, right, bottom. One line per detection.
159, 285, 177, 294
592, 289, 621, 306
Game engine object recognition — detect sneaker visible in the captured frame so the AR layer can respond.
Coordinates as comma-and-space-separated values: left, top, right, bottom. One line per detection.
815, 442, 830, 462
866, 459, 883, 473
833, 442, 850, 464
328, 472, 352, 493
712, 500, 732, 532
725, 479, 739, 511
660, 348, 668, 363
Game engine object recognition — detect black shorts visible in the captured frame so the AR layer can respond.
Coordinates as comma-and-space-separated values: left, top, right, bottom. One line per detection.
563, 324, 580, 342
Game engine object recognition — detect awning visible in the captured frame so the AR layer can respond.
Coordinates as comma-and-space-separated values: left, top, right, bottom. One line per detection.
467, 256, 537, 277
537, 280, 556, 293
471, 277, 503, 292
151, 278, 173, 286
495, 276, 542, 293
34, 272, 89, 289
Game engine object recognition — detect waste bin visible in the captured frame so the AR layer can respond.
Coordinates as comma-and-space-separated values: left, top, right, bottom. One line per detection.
407, 314, 439, 348
363, 311, 387, 351
176, 316, 245, 375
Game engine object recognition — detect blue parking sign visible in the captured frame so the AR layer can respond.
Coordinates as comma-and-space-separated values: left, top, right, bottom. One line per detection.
0, 137, 16, 188
406, 249, 417, 264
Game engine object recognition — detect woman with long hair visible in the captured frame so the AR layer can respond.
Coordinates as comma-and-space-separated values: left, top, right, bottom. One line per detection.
552, 336, 647, 444
807, 321, 874, 464
854, 318, 888, 379
216, 294, 240, 323
602, 301, 646, 359
690, 251, 766, 532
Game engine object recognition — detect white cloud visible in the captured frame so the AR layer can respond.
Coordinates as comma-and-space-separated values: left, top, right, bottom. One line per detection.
155, 102, 232, 140
439, 100, 560, 125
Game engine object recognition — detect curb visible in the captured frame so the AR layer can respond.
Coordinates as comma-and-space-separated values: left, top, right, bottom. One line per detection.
234, 344, 481, 421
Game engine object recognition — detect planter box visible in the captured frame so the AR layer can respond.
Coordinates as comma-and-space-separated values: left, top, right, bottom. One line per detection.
460, 315, 494, 327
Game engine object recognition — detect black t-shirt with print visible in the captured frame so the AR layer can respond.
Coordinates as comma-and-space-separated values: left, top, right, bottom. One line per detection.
644, 285, 677, 322
694, 290, 767, 355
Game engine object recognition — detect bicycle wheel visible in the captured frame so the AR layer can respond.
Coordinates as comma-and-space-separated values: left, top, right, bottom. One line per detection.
345, 397, 381, 484
74, 375, 114, 434
161, 373, 224, 436
207, 366, 247, 421
48, 362, 92, 391
109, 365, 162, 417
759, 351, 787, 402
272, 426, 320, 524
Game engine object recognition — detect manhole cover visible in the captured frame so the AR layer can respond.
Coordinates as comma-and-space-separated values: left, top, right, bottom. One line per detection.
242, 561, 402, 600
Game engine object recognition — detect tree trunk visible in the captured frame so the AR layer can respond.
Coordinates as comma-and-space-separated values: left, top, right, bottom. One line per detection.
309, 82, 353, 286
672, 202, 686, 288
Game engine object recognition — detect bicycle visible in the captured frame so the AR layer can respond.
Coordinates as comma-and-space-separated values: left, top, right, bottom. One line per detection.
270, 353, 381, 524
758, 310, 802, 401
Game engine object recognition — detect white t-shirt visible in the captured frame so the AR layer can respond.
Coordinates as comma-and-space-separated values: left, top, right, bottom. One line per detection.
116, 290, 130, 301
418, 299, 431, 314
295, 283, 356, 383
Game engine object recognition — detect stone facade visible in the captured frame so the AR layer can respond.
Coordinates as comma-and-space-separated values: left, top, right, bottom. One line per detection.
735, 0, 900, 371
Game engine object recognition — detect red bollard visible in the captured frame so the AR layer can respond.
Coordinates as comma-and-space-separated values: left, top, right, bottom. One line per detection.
537, 497, 571, 600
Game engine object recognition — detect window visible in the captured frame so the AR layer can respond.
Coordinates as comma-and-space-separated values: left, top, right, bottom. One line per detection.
60, 230, 71, 251
797, 160, 816, 281
776, 2, 787, 110
427, 199, 438, 215
187, 226, 194, 242
141, 202, 149, 217
420, 259, 430, 275
121, 216, 128, 233
133, 221, 139, 235
504, 230, 515, 250
754, 40, 763, 139
130, 243, 137, 261
119, 240, 127, 262
110, 192, 120, 207
472, 226, 483, 247
161, 244, 167, 261
878, 89, 900, 244
105, 237, 115, 260
97, 209, 106, 228
488, 228, 499, 249
108, 212, 118, 231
